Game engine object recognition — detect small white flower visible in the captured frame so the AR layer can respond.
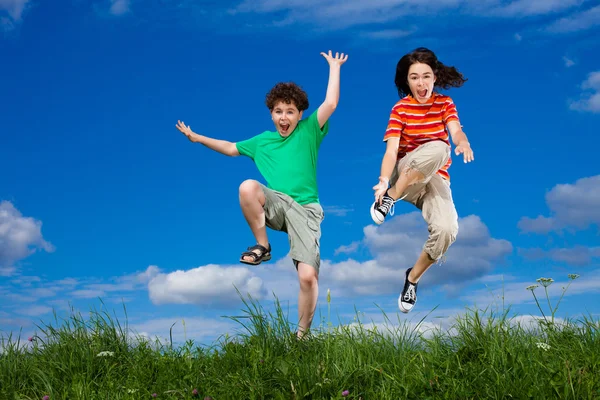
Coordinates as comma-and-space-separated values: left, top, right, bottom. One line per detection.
526, 284, 538, 291
127, 389, 138, 394
535, 342, 550, 351
536, 277, 554, 287
96, 351, 114, 357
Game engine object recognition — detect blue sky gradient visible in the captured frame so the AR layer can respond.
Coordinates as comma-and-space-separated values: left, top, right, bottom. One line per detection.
1, 0, 599, 344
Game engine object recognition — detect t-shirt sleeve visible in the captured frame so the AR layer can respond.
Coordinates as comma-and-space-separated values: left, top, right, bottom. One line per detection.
307, 108, 329, 143
442, 97, 460, 125
383, 105, 404, 141
235, 133, 263, 159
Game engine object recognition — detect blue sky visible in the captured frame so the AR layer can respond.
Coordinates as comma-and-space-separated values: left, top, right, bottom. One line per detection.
1, 0, 599, 344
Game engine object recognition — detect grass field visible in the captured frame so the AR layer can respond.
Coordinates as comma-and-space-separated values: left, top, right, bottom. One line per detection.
1, 274, 598, 399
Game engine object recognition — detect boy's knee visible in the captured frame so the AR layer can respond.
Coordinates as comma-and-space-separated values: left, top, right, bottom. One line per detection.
239, 179, 261, 198
297, 264, 318, 288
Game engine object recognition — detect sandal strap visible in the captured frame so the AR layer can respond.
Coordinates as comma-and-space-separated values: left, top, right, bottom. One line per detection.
240, 251, 260, 261
246, 243, 269, 254
241, 243, 271, 261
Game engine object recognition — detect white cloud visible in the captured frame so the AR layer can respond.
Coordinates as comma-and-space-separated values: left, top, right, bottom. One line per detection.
147, 264, 266, 306
0, 201, 54, 276
54, 278, 79, 287
0, 0, 30, 31
322, 212, 512, 297
9, 275, 41, 286
109, 0, 130, 16
322, 205, 354, 217
70, 289, 106, 299
563, 56, 575, 67
487, 0, 584, 17
131, 316, 238, 344
334, 306, 464, 339
18, 305, 52, 317
545, 4, 600, 33
30, 287, 56, 298
324, 259, 401, 295
519, 175, 600, 233
464, 269, 600, 309
361, 28, 415, 39
569, 71, 600, 113
334, 241, 360, 255
520, 246, 600, 266
231, 0, 585, 31
0, 0, 29, 20
0, 315, 32, 331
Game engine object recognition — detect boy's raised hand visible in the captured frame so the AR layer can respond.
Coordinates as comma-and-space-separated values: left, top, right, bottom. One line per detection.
320, 50, 348, 67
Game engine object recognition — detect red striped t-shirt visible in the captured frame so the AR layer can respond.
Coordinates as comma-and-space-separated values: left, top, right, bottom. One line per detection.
383, 93, 460, 181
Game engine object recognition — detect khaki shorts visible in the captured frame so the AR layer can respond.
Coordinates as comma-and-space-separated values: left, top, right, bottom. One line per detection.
259, 183, 324, 273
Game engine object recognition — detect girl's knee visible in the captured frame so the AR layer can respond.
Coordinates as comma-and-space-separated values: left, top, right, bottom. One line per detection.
426, 222, 458, 259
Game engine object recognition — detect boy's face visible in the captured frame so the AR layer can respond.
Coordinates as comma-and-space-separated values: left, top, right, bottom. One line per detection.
271, 101, 303, 137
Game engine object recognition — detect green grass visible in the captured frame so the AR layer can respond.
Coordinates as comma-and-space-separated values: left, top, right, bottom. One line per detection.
1, 275, 599, 399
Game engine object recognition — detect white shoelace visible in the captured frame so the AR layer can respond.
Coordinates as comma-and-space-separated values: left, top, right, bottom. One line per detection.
378, 196, 395, 216
403, 284, 416, 302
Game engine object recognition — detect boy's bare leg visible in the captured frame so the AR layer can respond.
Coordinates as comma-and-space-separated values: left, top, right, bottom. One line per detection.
296, 262, 319, 338
238, 180, 270, 261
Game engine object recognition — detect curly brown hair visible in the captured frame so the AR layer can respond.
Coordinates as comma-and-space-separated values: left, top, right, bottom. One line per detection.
265, 82, 309, 111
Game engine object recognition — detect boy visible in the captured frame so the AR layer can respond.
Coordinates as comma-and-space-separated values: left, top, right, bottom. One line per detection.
176, 50, 348, 338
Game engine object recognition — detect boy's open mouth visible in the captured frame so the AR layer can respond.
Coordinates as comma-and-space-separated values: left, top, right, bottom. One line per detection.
417, 89, 428, 98
280, 123, 290, 133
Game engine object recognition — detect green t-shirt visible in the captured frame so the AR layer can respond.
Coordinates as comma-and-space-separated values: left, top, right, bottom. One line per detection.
235, 109, 329, 205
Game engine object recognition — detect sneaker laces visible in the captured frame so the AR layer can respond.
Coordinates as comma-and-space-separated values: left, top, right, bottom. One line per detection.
378, 195, 395, 216
403, 284, 416, 302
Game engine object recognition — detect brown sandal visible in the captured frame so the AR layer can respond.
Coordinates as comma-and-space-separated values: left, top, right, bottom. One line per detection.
240, 243, 272, 265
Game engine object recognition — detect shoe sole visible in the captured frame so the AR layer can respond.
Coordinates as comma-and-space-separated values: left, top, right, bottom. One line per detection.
398, 300, 413, 313
370, 201, 384, 225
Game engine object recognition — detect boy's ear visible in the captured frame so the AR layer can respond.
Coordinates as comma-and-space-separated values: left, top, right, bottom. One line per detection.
299, 110, 303, 119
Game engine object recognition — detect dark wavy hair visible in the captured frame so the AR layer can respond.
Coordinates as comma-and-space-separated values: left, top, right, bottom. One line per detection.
265, 82, 309, 111
395, 47, 467, 98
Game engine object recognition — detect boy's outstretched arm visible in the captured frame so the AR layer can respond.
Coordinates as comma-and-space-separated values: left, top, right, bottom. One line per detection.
176, 120, 240, 157
317, 50, 349, 128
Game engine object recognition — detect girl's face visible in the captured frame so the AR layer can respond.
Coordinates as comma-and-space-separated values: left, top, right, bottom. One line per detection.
407, 62, 436, 103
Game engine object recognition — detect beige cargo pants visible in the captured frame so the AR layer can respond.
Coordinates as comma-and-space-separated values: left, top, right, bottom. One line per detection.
390, 140, 459, 261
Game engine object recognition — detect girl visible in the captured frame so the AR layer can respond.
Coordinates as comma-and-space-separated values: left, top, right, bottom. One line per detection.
370, 47, 474, 313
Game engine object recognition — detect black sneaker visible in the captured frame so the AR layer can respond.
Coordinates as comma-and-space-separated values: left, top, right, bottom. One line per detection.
398, 268, 418, 313
370, 192, 396, 225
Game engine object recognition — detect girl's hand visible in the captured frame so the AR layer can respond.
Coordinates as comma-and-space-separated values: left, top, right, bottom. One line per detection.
455, 141, 474, 163
373, 176, 389, 204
